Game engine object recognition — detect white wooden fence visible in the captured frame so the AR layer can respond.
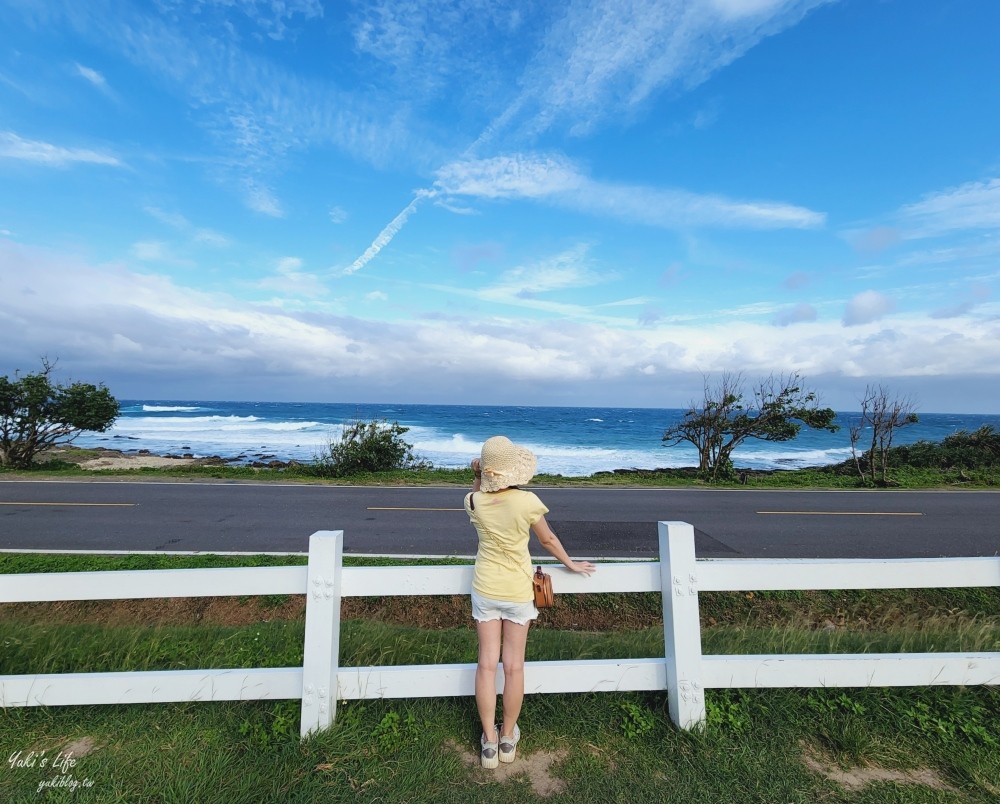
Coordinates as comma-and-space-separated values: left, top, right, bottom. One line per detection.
2, 522, 998, 738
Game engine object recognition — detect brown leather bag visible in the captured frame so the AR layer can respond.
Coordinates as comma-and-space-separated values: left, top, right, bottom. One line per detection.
533, 566, 555, 608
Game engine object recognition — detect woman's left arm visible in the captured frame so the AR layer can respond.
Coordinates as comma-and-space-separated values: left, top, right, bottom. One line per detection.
532, 515, 596, 576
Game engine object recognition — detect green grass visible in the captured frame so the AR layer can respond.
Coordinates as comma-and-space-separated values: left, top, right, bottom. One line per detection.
6, 450, 1000, 487
2, 556, 998, 801
1, 612, 998, 802
2, 615, 998, 677
1, 547, 998, 802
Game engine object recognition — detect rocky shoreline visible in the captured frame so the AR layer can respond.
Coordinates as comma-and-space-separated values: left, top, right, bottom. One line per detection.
60, 448, 303, 471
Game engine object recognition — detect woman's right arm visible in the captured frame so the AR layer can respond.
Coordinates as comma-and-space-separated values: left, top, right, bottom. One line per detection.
531, 515, 596, 576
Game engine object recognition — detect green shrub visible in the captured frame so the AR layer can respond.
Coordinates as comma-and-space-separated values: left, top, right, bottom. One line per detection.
888, 425, 1000, 469
307, 418, 428, 477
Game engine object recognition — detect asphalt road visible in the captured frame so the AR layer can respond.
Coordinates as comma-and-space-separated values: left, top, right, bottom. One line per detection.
1, 479, 998, 559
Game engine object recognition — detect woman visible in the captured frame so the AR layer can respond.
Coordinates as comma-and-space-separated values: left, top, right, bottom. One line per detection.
465, 435, 596, 768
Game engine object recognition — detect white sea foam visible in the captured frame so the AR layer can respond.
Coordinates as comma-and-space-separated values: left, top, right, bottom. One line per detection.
79, 414, 340, 459
141, 405, 206, 412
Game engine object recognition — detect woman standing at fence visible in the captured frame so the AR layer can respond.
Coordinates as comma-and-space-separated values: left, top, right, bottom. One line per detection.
465, 435, 596, 768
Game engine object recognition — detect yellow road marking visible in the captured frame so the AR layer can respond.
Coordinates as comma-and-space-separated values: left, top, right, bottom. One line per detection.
757, 511, 922, 516
0, 502, 137, 507
367, 506, 464, 512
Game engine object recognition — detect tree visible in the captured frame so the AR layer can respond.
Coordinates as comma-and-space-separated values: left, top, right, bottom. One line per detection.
0, 358, 120, 468
662, 372, 838, 482
310, 417, 428, 477
849, 385, 918, 486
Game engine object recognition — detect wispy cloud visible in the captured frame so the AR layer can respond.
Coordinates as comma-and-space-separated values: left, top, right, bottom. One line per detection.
130, 240, 194, 266
434, 153, 825, 229
340, 1, 831, 272
482, 244, 606, 299
898, 177, 1000, 238
507, 0, 835, 138
145, 206, 230, 246
155, 0, 324, 41
397, 245, 642, 324
243, 180, 284, 218
0, 131, 123, 167
255, 256, 328, 297
73, 62, 117, 99
30, 2, 411, 213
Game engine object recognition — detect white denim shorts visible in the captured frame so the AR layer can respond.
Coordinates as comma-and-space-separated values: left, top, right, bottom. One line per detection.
471, 590, 538, 625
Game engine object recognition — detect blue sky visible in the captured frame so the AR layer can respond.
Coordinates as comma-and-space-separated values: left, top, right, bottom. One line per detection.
2, 0, 999, 412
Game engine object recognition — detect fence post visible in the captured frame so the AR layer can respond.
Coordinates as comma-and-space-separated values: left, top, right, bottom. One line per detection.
300, 530, 344, 739
659, 521, 706, 729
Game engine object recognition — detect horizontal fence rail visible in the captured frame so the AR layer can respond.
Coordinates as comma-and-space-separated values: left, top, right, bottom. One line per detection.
1, 524, 998, 737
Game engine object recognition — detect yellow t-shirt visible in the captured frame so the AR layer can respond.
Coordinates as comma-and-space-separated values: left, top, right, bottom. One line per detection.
466, 489, 549, 602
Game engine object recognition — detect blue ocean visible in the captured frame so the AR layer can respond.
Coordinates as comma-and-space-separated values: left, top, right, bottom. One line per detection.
72, 401, 1000, 476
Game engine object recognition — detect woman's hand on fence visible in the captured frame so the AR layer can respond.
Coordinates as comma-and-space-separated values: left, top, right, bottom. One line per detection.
567, 560, 596, 576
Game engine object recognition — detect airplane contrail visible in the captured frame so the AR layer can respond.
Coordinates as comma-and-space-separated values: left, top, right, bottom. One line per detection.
342, 196, 422, 275
342, 96, 524, 275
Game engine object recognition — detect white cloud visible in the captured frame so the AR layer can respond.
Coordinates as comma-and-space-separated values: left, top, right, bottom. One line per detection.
131, 241, 169, 261
193, 229, 231, 247
4, 242, 1000, 407
709, 0, 790, 20
0, 131, 122, 167
366, 291, 389, 302
930, 301, 976, 319
32, 3, 410, 211
435, 154, 584, 199
508, 0, 834, 137
328, 206, 348, 224
244, 181, 284, 217
898, 177, 1000, 238
434, 153, 824, 230
843, 290, 894, 326
255, 256, 327, 297
773, 302, 817, 327
73, 62, 118, 100
75, 63, 108, 89
156, 0, 323, 41
129, 240, 194, 266
145, 206, 230, 247
277, 257, 303, 273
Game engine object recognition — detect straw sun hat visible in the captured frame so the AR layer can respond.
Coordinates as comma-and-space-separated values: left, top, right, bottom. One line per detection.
478, 435, 537, 492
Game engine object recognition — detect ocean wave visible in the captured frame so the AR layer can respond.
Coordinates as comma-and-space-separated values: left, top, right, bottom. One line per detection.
74, 401, 997, 474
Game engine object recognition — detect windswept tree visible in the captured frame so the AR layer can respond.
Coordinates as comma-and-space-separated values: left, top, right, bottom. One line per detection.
0, 358, 119, 469
663, 372, 838, 482
849, 384, 919, 486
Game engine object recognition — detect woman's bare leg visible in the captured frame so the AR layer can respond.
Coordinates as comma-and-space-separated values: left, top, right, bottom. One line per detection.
500, 619, 530, 737
475, 619, 503, 738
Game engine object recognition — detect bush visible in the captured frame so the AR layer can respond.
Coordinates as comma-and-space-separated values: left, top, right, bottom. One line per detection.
308, 418, 428, 477
888, 425, 1000, 469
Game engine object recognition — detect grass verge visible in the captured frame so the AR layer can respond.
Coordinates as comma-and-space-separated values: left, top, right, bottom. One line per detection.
5, 447, 1000, 488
